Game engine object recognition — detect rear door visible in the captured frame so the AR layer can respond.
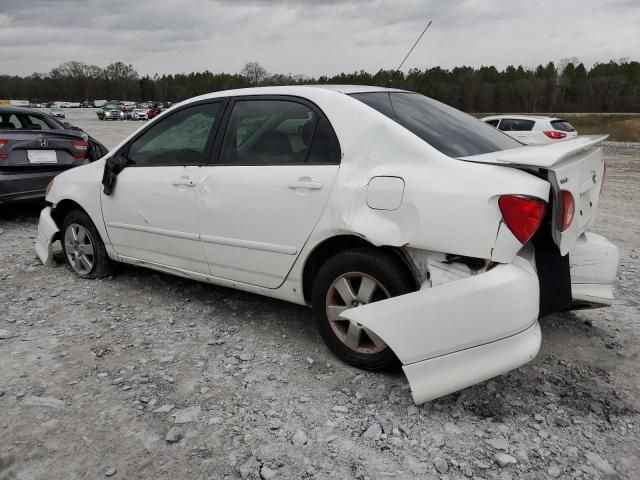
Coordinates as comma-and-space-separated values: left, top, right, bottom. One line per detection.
198, 96, 341, 288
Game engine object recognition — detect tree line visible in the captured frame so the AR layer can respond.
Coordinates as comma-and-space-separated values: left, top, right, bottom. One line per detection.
1, 59, 639, 113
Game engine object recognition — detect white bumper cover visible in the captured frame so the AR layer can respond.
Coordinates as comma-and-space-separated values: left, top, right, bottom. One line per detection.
569, 232, 619, 306
35, 206, 59, 266
340, 257, 541, 404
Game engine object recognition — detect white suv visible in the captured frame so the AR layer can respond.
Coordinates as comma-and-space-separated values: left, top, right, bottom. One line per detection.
481, 115, 577, 145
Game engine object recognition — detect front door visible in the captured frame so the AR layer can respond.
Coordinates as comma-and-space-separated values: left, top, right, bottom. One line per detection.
101, 101, 224, 274
198, 97, 341, 288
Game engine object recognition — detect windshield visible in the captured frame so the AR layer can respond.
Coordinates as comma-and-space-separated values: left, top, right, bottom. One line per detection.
351, 92, 522, 158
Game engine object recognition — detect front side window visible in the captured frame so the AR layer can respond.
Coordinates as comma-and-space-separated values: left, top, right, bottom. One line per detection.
219, 99, 340, 165
128, 102, 221, 166
351, 92, 522, 158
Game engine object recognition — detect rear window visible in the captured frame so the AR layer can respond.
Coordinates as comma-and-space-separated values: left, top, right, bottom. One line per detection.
351, 92, 521, 158
550, 120, 575, 132
498, 118, 535, 132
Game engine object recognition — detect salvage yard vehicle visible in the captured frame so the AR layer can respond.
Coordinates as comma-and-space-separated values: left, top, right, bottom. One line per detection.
481, 115, 578, 145
131, 105, 149, 121
0, 106, 108, 204
97, 103, 125, 121
35, 86, 618, 404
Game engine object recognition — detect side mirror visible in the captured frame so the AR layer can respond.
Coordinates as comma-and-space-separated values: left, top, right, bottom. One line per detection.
101, 154, 129, 195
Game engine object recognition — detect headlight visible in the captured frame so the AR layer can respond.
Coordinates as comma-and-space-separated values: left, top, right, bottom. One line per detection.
46, 179, 54, 196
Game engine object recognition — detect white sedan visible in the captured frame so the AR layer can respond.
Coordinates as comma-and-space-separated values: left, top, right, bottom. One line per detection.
481, 115, 578, 145
36, 86, 618, 404
131, 107, 149, 121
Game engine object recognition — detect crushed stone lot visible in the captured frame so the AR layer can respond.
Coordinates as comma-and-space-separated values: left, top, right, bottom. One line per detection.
1, 114, 639, 479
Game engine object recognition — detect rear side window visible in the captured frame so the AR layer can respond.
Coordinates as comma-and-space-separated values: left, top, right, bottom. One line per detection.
25, 115, 55, 130
498, 118, 535, 132
220, 99, 340, 165
485, 119, 500, 127
550, 120, 575, 132
351, 92, 521, 158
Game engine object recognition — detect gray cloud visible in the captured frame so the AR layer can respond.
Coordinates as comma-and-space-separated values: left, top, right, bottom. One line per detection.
0, 0, 638, 76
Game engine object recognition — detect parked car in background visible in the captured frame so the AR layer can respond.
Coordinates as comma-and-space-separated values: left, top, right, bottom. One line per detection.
50, 108, 65, 119
147, 106, 162, 120
97, 103, 125, 121
0, 106, 107, 204
36, 86, 617, 405
481, 115, 578, 145
131, 105, 149, 121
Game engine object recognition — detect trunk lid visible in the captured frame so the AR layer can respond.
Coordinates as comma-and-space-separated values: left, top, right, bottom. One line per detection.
461, 135, 607, 255
0, 130, 88, 167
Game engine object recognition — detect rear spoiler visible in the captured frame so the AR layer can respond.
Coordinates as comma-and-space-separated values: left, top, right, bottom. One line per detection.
460, 135, 609, 168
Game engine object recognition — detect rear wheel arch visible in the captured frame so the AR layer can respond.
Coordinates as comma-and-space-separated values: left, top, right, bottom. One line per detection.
301, 235, 419, 304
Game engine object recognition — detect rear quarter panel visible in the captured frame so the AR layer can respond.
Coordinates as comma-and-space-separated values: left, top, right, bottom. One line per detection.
300, 95, 550, 262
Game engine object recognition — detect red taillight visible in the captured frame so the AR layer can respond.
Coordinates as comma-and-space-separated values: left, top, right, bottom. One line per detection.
558, 190, 575, 232
543, 130, 567, 139
0, 139, 7, 148
71, 140, 88, 159
498, 195, 547, 244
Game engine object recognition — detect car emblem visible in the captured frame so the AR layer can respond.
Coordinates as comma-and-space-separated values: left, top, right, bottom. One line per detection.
39, 138, 49, 148
591, 170, 597, 184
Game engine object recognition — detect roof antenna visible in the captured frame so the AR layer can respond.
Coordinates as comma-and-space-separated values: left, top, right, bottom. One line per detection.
386, 19, 432, 88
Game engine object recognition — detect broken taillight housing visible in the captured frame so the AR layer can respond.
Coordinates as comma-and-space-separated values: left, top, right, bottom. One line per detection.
498, 194, 547, 244
558, 190, 575, 232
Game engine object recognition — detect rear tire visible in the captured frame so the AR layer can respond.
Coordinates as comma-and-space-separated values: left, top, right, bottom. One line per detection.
61, 210, 114, 279
312, 248, 415, 369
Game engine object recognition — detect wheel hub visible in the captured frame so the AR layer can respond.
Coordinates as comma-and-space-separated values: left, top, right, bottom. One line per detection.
325, 272, 390, 354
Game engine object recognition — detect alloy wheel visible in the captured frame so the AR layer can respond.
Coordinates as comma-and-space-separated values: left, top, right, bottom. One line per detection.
64, 223, 95, 275
325, 272, 390, 354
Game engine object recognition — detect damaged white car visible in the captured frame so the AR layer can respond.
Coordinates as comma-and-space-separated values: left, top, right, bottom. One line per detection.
36, 86, 619, 404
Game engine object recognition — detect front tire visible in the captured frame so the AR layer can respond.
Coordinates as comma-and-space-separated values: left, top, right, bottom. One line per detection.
61, 210, 114, 279
312, 248, 415, 370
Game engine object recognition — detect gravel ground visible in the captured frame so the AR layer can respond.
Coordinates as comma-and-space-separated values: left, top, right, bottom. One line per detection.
1, 114, 639, 479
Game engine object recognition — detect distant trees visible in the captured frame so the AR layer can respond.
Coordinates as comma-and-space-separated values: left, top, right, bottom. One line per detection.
1, 59, 639, 112
240, 62, 268, 85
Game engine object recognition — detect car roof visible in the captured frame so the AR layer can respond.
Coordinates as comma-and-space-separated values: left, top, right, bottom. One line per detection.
482, 114, 562, 121
0, 105, 52, 116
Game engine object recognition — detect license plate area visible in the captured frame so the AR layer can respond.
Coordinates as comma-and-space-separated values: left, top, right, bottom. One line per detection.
27, 150, 57, 164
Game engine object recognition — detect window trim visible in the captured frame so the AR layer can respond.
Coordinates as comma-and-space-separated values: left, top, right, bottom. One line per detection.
209, 95, 341, 167
118, 98, 229, 168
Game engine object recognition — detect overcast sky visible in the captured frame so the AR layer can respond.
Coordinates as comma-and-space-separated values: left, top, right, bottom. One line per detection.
0, 0, 638, 77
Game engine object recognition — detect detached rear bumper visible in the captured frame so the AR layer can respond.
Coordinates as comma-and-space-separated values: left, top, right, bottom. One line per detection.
405, 321, 540, 404
570, 232, 619, 306
340, 257, 541, 404
35, 206, 60, 266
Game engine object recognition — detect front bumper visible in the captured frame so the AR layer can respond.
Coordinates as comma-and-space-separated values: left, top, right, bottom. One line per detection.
341, 256, 541, 404
35, 206, 60, 266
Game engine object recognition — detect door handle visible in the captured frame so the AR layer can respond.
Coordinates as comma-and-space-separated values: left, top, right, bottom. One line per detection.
172, 177, 196, 187
288, 180, 323, 190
